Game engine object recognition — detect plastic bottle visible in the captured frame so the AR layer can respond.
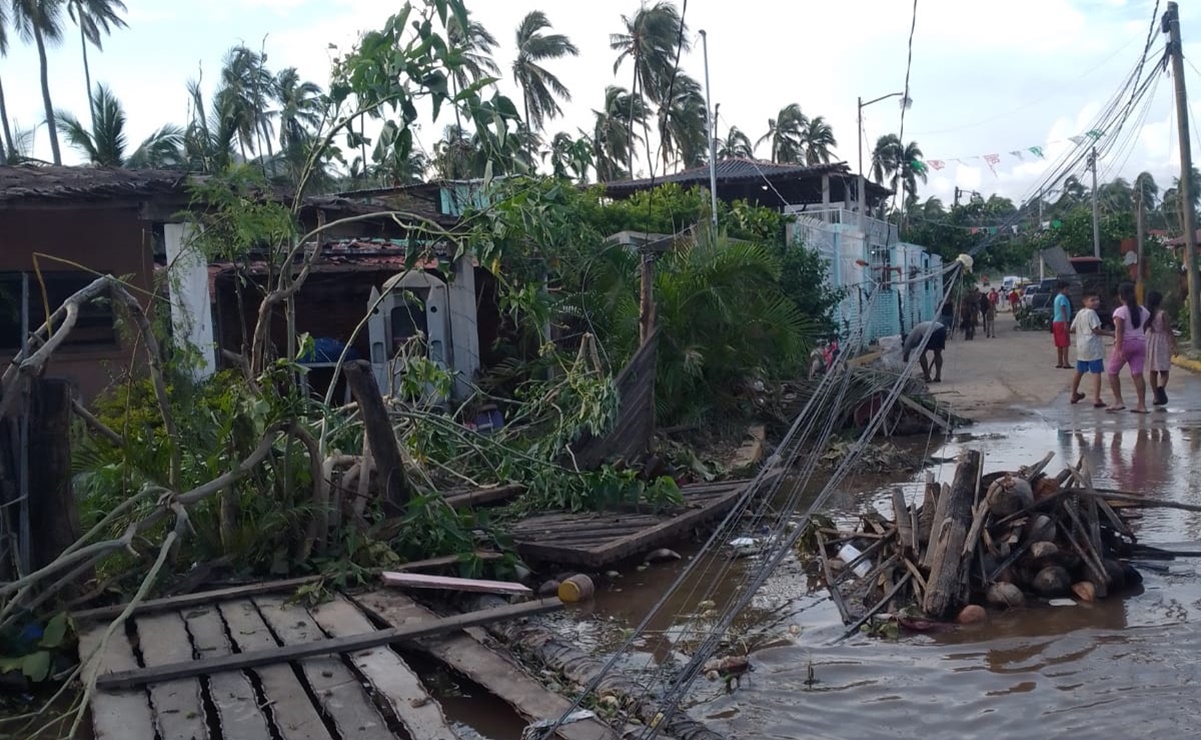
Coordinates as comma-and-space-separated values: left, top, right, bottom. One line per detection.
837, 543, 872, 578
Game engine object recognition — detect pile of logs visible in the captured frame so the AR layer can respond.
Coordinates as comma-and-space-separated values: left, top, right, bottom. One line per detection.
812, 449, 1179, 635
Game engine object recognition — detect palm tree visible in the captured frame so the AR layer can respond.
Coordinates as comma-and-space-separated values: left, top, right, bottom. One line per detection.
512, 11, 578, 136
610, 1, 689, 174
716, 126, 753, 159
799, 116, 837, 165
12, 0, 68, 164
219, 45, 276, 165
1097, 177, 1133, 214
756, 104, 807, 163
432, 124, 476, 180
0, 3, 15, 159
895, 140, 925, 203
275, 67, 322, 178
56, 83, 182, 167
1134, 171, 1158, 208
870, 134, 900, 186
67, 0, 126, 128
183, 78, 238, 173
592, 85, 648, 182
656, 73, 707, 170
1, 123, 35, 164
545, 131, 592, 184
447, 14, 499, 133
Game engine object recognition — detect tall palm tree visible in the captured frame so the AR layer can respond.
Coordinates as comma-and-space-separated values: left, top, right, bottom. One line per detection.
56, 83, 182, 167
1134, 171, 1158, 209
895, 140, 925, 203
799, 115, 837, 165
219, 45, 275, 166
447, 14, 499, 133
12, 0, 68, 164
592, 85, 648, 182
717, 126, 753, 159
756, 104, 807, 163
512, 11, 578, 135
0, 3, 15, 159
610, 1, 689, 174
656, 73, 707, 170
1097, 177, 1133, 214
183, 78, 238, 173
274, 67, 322, 177
870, 134, 901, 186
67, 0, 126, 128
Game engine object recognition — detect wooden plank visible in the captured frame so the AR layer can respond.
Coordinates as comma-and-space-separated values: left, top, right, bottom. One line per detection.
392, 551, 503, 572
98, 598, 565, 690
582, 485, 746, 565
78, 625, 156, 740
219, 601, 332, 740
444, 483, 525, 509
182, 606, 273, 740
381, 571, 532, 595
72, 576, 320, 623
355, 591, 619, 740
135, 612, 209, 740
255, 596, 391, 739
308, 596, 457, 740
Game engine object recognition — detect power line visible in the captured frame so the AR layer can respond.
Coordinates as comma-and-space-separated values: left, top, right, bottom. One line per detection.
890, 0, 920, 217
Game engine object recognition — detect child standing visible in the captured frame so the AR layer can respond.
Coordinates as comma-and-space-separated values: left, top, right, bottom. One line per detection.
1144, 290, 1177, 405
1069, 291, 1110, 407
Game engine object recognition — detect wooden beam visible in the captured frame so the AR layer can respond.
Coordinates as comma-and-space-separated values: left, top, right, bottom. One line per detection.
391, 551, 503, 571
96, 598, 563, 690
71, 576, 321, 623
381, 571, 531, 596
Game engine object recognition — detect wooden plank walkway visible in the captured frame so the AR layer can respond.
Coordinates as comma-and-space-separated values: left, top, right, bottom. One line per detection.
508, 479, 751, 567
79, 587, 614, 740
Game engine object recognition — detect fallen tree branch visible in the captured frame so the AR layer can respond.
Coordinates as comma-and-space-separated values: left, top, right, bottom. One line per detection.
71, 399, 124, 448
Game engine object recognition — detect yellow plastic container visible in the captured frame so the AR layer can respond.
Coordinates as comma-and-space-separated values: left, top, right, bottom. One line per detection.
557, 574, 595, 603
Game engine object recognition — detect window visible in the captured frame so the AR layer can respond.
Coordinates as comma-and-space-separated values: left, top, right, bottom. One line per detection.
0, 272, 117, 352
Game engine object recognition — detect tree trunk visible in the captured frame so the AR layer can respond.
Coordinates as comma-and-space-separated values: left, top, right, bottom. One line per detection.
35, 26, 62, 165
343, 360, 410, 514
29, 379, 83, 573
0, 74, 11, 159
81, 25, 95, 130
627, 60, 638, 177
922, 450, 982, 618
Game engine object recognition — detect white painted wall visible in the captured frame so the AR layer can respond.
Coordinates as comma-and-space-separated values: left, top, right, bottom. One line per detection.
446, 256, 481, 399
163, 223, 215, 381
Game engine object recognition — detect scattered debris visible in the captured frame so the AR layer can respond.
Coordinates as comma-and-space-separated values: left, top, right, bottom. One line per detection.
806, 449, 1169, 637
381, 571, 533, 596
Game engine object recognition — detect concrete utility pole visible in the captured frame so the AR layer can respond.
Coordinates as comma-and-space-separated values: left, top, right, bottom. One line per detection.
1136, 188, 1146, 305
1089, 147, 1101, 259
1167, 1, 1201, 345
699, 30, 718, 230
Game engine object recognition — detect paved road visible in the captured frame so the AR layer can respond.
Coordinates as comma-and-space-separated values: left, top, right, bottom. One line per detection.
925, 311, 1201, 428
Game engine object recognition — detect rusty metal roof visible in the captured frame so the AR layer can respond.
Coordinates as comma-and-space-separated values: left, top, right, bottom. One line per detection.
0, 164, 189, 203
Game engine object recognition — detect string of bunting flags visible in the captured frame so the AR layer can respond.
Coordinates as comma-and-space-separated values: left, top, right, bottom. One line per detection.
909, 129, 1106, 177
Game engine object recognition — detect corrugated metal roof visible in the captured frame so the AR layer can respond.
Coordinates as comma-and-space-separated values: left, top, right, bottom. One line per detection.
602, 158, 845, 191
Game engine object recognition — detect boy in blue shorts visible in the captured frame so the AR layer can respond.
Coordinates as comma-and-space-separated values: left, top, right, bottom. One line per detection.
1069, 291, 1111, 407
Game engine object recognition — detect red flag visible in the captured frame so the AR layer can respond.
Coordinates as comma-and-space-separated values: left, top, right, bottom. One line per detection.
982, 153, 1000, 175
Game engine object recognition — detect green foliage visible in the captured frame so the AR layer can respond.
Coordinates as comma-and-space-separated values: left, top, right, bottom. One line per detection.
0, 612, 70, 684
1014, 305, 1051, 331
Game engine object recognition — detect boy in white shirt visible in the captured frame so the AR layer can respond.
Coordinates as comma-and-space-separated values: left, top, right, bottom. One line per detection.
1069, 291, 1112, 407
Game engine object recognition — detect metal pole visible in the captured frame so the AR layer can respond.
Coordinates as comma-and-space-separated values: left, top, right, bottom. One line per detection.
857, 98, 866, 228
1136, 188, 1146, 304
1090, 146, 1101, 259
1167, 1, 1201, 345
699, 30, 718, 230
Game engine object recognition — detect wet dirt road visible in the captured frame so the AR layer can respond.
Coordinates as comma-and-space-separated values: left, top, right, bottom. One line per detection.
574, 333, 1201, 740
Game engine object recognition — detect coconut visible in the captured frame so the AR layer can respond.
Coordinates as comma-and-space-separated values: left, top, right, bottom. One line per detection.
1025, 514, 1056, 543
957, 604, 988, 624
537, 579, 561, 596
1029, 541, 1059, 561
1033, 476, 1060, 501
1122, 562, 1143, 587
987, 582, 1025, 608
1032, 565, 1072, 598
1071, 581, 1096, 602
1103, 559, 1126, 590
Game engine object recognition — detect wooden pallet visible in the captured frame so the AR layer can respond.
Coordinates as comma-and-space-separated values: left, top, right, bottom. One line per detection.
508, 479, 750, 567
78, 587, 609, 740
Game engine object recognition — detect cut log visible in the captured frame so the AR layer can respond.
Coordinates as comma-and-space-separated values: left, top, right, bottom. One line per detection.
917, 472, 938, 546
922, 450, 982, 618
921, 482, 952, 570
892, 489, 914, 558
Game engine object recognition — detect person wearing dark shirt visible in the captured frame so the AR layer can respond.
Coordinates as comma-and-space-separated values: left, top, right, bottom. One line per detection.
902, 321, 947, 383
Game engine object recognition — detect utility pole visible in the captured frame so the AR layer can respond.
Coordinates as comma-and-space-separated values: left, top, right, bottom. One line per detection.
1167, 1, 1201, 345
1089, 146, 1101, 260
1136, 188, 1146, 304
857, 96, 866, 228
699, 30, 718, 231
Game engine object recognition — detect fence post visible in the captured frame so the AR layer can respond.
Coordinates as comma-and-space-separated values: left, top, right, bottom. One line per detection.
29, 378, 83, 572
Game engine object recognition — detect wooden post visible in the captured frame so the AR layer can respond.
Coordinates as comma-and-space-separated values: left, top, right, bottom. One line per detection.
343, 360, 410, 514
30, 379, 82, 571
1167, 1, 1201, 345
638, 249, 655, 346
922, 449, 982, 618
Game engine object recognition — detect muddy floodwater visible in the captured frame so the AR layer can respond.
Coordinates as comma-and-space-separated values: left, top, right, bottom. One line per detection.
550, 414, 1201, 740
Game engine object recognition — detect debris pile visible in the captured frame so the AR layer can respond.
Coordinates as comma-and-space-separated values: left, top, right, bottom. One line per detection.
812, 450, 1157, 634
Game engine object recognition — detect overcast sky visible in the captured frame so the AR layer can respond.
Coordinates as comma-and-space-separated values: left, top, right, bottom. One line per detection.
3, 0, 1200, 205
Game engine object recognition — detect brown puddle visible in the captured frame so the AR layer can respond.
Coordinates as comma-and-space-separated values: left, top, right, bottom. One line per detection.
567, 409, 1201, 739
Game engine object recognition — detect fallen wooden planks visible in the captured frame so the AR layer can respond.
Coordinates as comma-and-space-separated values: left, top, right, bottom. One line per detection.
307, 596, 457, 740
97, 597, 563, 690
135, 613, 209, 740
354, 590, 620, 740
381, 570, 532, 595
71, 575, 320, 623
77, 626, 156, 740
182, 606, 273, 740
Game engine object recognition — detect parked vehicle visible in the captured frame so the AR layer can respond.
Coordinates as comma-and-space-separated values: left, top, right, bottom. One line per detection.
1001, 275, 1025, 292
